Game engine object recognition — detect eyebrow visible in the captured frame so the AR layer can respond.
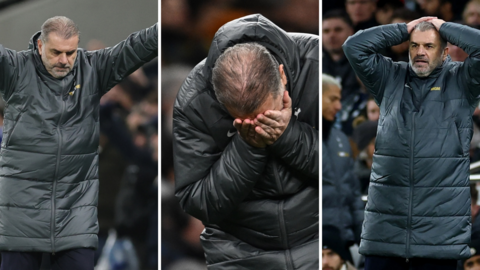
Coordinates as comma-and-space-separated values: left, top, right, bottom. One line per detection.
51, 49, 76, 54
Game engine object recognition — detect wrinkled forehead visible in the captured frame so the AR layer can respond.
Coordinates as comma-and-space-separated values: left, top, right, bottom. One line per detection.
43, 32, 79, 51
409, 29, 441, 45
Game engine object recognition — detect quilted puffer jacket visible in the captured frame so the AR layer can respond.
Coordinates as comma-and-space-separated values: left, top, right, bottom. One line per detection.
343, 22, 480, 260
0, 24, 157, 253
173, 14, 319, 269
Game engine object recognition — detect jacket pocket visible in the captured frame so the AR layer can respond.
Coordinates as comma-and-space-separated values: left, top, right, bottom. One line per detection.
2, 110, 24, 149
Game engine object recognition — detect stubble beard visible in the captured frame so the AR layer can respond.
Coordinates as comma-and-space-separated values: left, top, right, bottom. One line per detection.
409, 52, 444, 78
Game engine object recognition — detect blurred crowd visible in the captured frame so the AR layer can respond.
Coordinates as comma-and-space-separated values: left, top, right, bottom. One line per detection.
161, 0, 318, 269
94, 38, 159, 270
322, 0, 480, 270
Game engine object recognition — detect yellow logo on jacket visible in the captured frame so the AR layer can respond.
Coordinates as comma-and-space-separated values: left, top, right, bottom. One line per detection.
431, 87, 441, 91
338, 152, 349, 157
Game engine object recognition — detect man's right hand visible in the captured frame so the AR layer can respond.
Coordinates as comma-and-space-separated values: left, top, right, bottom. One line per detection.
407, 16, 438, 33
233, 118, 267, 148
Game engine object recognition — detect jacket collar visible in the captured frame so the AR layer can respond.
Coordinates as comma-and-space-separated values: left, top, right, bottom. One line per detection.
203, 14, 300, 98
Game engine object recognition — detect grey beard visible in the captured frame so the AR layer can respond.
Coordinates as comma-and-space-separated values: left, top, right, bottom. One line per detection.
408, 52, 444, 77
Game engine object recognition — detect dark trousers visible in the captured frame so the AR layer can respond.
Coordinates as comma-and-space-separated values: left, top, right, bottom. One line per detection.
364, 255, 458, 270
0, 248, 94, 270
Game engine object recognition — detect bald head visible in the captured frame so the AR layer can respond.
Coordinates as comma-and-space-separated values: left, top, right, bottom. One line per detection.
40, 16, 80, 45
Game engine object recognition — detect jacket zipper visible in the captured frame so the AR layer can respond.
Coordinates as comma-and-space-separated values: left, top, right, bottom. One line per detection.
51, 82, 67, 255
273, 162, 293, 270
406, 112, 415, 259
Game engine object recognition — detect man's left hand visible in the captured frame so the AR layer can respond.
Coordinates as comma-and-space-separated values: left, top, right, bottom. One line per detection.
430, 18, 445, 31
254, 91, 292, 145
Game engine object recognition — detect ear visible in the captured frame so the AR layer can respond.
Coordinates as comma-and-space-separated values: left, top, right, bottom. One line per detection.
37, 39, 43, 55
278, 64, 287, 86
443, 46, 449, 61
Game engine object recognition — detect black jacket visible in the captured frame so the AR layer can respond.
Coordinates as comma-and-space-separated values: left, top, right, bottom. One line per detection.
0, 24, 157, 252
173, 14, 319, 269
343, 22, 480, 260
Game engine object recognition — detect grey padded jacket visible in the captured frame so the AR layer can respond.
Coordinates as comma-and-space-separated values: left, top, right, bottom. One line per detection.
343, 22, 480, 260
0, 24, 157, 253
173, 14, 319, 269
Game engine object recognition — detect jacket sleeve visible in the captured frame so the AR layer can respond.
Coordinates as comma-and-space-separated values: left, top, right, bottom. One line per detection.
173, 67, 268, 225
267, 116, 318, 179
439, 22, 480, 103
0, 45, 19, 101
92, 24, 157, 94
342, 23, 409, 105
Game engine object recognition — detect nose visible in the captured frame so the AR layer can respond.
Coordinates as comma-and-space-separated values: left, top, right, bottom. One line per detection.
58, 53, 68, 64
417, 46, 426, 55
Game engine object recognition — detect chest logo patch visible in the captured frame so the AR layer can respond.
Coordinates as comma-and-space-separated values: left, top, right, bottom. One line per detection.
430, 87, 441, 91
338, 151, 349, 157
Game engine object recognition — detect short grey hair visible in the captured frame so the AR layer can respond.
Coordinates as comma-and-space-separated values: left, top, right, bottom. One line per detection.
411, 21, 447, 51
40, 16, 80, 44
212, 43, 283, 116
322, 73, 341, 93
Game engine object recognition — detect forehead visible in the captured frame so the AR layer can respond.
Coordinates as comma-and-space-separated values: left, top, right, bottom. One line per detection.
467, 2, 480, 12
44, 32, 79, 51
410, 29, 440, 44
323, 18, 350, 30
323, 84, 341, 96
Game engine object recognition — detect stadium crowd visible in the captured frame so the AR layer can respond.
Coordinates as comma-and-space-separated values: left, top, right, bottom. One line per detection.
323, 0, 480, 270
161, 0, 318, 269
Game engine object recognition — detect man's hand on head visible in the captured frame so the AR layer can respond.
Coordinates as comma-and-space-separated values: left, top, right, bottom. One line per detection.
407, 16, 438, 33
430, 18, 445, 31
233, 118, 267, 148
254, 91, 292, 145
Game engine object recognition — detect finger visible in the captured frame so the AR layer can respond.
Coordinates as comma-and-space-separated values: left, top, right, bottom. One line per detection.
239, 119, 251, 137
254, 120, 276, 135
255, 126, 273, 143
264, 110, 283, 121
233, 119, 243, 131
282, 91, 292, 110
255, 114, 278, 127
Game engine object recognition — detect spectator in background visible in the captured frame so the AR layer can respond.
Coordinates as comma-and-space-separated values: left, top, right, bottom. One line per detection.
346, 0, 379, 31
352, 120, 378, 194
463, 240, 480, 270
471, 184, 480, 241
322, 74, 364, 248
323, 225, 357, 270
418, 0, 455, 21
387, 9, 421, 61
323, 10, 365, 136
376, 0, 405, 25
463, 0, 480, 26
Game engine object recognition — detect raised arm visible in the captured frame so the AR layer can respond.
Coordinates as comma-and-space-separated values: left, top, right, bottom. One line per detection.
343, 23, 409, 104
93, 24, 157, 94
436, 20, 480, 103
173, 64, 268, 224
0, 45, 19, 102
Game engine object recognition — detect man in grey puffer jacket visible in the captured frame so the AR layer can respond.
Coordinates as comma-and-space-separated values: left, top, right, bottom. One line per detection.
173, 14, 318, 270
343, 16, 480, 270
0, 16, 157, 270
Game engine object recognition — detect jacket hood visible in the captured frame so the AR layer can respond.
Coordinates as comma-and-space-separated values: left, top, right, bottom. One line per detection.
203, 14, 300, 94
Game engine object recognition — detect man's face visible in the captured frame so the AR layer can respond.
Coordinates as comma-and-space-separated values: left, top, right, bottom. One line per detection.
409, 29, 447, 77
322, 84, 342, 121
322, 249, 344, 270
38, 32, 78, 79
464, 2, 480, 26
367, 99, 379, 121
322, 18, 353, 55
345, 0, 376, 25
465, 255, 480, 270
420, 0, 441, 15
